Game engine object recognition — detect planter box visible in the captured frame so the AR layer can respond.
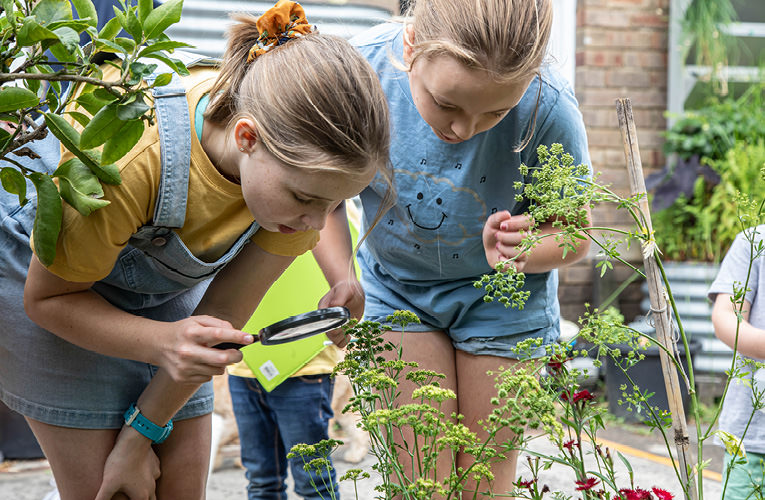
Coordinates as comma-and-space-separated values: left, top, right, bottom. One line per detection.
605, 339, 701, 424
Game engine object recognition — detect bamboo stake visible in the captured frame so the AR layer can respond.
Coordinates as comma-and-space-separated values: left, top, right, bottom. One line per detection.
615, 98, 698, 500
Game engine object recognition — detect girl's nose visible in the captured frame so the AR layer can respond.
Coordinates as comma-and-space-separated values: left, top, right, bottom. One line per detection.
451, 117, 478, 141
301, 210, 326, 231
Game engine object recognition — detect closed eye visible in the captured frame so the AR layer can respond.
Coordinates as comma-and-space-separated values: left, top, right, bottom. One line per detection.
293, 192, 312, 204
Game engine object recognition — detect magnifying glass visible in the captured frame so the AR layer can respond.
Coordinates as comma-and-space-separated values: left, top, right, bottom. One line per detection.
213, 306, 350, 349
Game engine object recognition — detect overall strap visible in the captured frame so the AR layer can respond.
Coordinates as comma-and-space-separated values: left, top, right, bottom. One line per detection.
149, 73, 191, 229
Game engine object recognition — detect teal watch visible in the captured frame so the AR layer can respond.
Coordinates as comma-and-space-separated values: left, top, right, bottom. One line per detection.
123, 403, 173, 444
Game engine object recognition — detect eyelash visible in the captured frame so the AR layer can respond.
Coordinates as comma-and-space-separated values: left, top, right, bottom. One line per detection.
433, 97, 506, 118
293, 193, 312, 205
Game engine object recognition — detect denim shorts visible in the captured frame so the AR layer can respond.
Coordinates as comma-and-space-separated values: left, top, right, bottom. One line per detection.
0, 188, 213, 429
359, 252, 560, 359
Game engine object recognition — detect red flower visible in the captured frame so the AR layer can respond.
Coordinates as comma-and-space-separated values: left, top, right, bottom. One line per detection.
651, 487, 673, 500
619, 488, 652, 500
562, 439, 579, 451
575, 477, 600, 491
547, 355, 571, 372
515, 479, 534, 490
561, 389, 596, 404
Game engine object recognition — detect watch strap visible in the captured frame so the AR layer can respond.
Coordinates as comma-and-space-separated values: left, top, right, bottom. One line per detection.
123, 403, 173, 444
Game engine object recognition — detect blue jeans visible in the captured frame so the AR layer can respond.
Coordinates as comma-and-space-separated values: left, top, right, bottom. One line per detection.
229, 374, 338, 500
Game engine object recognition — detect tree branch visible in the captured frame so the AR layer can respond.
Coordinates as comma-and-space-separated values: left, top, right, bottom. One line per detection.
0, 72, 121, 90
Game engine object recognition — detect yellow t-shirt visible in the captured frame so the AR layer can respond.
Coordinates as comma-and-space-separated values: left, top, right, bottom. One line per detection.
37, 65, 318, 282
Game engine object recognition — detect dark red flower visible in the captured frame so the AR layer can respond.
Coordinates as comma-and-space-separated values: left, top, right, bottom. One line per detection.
561, 389, 596, 404
575, 477, 600, 491
562, 439, 579, 451
547, 355, 571, 372
651, 487, 673, 500
515, 479, 534, 490
619, 488, 652, 500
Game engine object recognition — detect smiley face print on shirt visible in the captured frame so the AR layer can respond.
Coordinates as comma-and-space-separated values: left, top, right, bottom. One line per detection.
395, 169, 486, 246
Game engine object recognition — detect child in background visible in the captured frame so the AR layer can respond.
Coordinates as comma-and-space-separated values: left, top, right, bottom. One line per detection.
709, 225, 765, 499
0, 2, 390, 499
227, 204, 362, 500
340, 0, 593, 495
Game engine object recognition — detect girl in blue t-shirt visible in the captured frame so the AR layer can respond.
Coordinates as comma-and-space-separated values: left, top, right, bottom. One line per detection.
340, 0, 593, 495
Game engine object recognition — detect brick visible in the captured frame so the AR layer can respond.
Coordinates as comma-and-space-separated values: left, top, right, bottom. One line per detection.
561, 264, 597, 284
576, 68, 607, 88
579, 88, 666, 107
630, 12, 669, 28
577, 49, 625, 68
605, 69, 663, 88
581, 29, 667, 50
588, 147, 627, 168
581, 107, 619, 128
623, 50, 667, 69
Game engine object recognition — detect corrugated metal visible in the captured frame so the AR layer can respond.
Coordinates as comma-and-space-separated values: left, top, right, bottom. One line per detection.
162, 0, 394, 58
629, 262, 733, 374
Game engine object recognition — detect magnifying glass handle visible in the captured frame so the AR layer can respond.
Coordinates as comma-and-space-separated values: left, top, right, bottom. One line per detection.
212, 342, 248, 350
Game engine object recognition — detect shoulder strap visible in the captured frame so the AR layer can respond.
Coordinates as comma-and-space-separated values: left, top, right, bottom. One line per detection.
150, 73, 191, 228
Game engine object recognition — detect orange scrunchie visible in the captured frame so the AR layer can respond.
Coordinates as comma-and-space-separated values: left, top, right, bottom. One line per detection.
247, 1, 314, 62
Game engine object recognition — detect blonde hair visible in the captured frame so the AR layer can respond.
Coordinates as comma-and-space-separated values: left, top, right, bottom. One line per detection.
207, 13, 391, 186
404, 0, 553, 84
207, 12, 395, 277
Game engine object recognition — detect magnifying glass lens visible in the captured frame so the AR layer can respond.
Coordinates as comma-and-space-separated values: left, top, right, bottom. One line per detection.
268, 318, 345, 341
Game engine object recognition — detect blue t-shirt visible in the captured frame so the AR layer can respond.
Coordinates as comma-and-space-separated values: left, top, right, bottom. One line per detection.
352, 23, 592, 284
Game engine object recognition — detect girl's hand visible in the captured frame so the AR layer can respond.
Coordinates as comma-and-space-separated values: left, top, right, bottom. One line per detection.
95, 427, 159, 500
482, 210, 532, 270
317, 279, 364, 347
157, 315, 254, 384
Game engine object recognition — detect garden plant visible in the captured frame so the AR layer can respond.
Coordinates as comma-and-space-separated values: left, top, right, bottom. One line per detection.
0, 0, 191, 265
289, 141, 765, 500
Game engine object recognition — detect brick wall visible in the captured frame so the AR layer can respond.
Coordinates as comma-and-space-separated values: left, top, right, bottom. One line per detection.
557, 0, 670, 323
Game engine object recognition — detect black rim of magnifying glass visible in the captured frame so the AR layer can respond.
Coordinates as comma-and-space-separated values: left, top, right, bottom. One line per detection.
259, 306, 350, 345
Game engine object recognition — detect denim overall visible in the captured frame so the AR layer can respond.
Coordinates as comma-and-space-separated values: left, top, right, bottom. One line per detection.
0, 55, 259, 428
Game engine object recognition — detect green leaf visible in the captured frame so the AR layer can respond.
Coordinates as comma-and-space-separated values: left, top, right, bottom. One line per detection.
17, 17, 58, 46
123, 9, 143, 42
76, 92, 113, 115
144, 53, 189, 76
29, 173, 63, 267
44, 112, 121, 186
0, 128, 11, 151
138, 0, 153, 23
80, 102, 126, 150
94, 38, 127, 55
151, 73, 173, 88
53, 157, 104, 196
54, 158, 110, 215
143, 0, 183, 40
1, 0, 14, 18
137, 40, 193, 58
130, 61, 157, 79
0, 87, 40, 112
116, 97, 150, 121
71, 0, 98, 27
44, 112, 81, 151
67, 111, 92, 128
31, 0, 72, 26
102, 119, 144, 164
113, 37, 136, 52
48, 26, 81, 63
47, 19, 93, 33
0, 166, 27, 204
98, 16, 122, 39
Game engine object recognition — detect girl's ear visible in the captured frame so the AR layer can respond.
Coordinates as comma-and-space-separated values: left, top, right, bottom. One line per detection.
234, 119, 259, 153
402, 24, 415, 65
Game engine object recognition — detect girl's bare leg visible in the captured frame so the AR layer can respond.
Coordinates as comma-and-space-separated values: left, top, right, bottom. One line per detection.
155, 414, 212, 499
26, 418, 122, 500
456, 350, 526, 498
381, 329, 458, 498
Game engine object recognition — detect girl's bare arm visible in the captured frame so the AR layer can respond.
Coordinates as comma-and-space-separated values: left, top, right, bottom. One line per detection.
712, 294, 765, 359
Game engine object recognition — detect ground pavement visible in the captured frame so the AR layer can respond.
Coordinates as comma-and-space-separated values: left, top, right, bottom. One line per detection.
0, 424, 726, 500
